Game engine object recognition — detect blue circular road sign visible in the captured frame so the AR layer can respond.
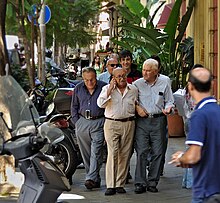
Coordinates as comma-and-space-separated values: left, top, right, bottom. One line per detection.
28, 4, 51, 25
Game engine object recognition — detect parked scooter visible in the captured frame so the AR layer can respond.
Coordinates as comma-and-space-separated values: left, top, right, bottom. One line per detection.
28, 74, 80, 116
0, 75, 71, 203
42, 87, 83, 185
66, 63, 77, 80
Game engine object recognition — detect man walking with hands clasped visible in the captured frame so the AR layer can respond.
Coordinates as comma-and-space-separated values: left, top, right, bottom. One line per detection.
97, 68, 138, 196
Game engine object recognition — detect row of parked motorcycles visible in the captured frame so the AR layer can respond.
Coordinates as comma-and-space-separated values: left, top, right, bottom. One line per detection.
0, 65, 83, 202
28, 69, 83, 185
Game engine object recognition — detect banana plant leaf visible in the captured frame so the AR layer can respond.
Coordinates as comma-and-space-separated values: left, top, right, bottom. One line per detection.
118, 23, 168, 47
110, 38, 132, 52
118, 5, 141, 24
175, 0, 196, 43
122, 37, 162, 54
113, 0, 196, 91
125, 0, 145, 19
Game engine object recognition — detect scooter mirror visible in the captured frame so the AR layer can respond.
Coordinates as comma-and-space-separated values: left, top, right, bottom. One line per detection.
46, 103, 55, 116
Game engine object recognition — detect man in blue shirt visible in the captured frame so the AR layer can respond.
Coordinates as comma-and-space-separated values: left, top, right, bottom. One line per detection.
71, 67, 107, 190
170, 67, 220, 203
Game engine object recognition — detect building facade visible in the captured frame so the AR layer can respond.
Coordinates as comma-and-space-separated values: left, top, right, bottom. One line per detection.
190, 0, 219, 101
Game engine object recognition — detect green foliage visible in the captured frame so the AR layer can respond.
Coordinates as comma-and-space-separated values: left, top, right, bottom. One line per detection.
46, 0, 100, 48
6, 0, 100, 48
113, 0, 196, 91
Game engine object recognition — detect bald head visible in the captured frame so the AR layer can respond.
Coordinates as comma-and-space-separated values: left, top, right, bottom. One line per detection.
112, 67, 124, 75
188, 68, 212, 92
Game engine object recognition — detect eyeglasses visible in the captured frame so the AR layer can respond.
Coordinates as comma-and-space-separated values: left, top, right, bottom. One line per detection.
114, 75, 127, 79
109, 64, 119, 67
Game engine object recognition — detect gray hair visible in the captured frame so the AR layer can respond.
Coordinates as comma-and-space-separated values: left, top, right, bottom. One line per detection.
106, 57, 118, 66
143, 58, 159, 70
82, 67, 97, 76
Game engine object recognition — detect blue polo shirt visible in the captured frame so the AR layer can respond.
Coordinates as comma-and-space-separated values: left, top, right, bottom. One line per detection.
186, 97, 220, 198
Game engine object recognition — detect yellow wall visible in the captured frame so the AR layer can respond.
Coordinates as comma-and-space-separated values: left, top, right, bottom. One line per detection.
193, 0, 219, 100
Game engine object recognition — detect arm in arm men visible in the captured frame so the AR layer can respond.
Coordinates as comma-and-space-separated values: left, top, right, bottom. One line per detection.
134, 78, 174, 116
135, 102, 148, 117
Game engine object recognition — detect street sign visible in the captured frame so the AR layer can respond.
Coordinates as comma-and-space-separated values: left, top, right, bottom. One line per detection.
28, 4, 51, 25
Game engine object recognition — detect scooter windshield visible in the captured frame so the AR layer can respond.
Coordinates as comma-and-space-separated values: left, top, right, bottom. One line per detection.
0, 75, 39, 131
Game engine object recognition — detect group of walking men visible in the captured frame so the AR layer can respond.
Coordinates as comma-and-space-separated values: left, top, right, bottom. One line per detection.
71, 50, 174, 196
71, 49, 220, 203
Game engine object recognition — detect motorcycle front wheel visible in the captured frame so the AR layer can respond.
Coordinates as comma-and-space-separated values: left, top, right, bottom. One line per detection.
48, 138, 78, 185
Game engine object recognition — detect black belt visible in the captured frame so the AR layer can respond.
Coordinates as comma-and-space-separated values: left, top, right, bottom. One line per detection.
80, 114, 104, 120
105, 116, 135, 122
143, 113, 165, 118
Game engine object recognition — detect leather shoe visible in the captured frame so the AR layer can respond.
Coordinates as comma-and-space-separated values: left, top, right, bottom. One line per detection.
116, 187, 126, 193
84, 180, 100, 189
105, 188, 116, 196
147, 186, 158, 193
134, 183, 146, 194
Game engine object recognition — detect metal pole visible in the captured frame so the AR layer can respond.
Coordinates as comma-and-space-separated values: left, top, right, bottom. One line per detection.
39, 0, 46, 84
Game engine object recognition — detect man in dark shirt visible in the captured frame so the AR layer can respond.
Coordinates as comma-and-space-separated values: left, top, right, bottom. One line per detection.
71, 67, 107, 190
119, 50, 142, 84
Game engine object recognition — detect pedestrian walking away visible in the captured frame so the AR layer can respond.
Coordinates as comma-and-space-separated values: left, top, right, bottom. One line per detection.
71, 67, 107, 190
133, 58, 174, 194
169, 67, 220, 203
97, 68, 138, 196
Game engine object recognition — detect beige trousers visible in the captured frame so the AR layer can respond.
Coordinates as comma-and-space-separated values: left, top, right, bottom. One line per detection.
104, 119, 135, 188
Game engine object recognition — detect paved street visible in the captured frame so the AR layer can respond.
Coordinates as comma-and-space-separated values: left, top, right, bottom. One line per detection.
0, 137, 192, 203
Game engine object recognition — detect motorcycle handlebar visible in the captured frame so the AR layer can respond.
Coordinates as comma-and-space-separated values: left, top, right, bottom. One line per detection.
30, 136, 48, 146
1, 134, 47, 160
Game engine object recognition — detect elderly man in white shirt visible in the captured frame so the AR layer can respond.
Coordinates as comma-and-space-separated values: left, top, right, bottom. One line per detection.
97, 68, 138, 196
133, 59, 174, 194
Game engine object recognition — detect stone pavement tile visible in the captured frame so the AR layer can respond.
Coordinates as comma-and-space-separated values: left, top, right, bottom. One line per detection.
60, 137, 192, 203
0, 137, 192, 203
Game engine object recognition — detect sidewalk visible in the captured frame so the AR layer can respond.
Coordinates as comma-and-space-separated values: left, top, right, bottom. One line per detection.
0, 137, 192, 203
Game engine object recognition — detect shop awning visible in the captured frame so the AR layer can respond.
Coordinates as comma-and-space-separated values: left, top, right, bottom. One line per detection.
157, 3, 174, 29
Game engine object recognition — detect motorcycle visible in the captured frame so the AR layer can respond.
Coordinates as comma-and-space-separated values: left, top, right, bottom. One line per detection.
28, 73, 80, 116
42, 87, 83, 185
66, 63, 77, 80
0, 75, 71, 203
